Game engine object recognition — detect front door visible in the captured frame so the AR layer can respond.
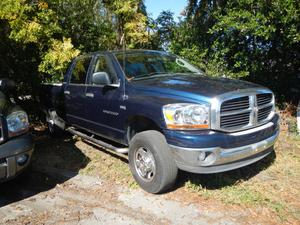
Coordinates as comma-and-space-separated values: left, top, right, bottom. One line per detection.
84, 54, 125, 141
64, 56, 92, 128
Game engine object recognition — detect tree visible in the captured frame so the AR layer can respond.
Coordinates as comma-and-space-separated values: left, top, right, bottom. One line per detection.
0, 0, 79, 85
155, 10, 176, 50
209, 0, 300, 101
170, 0, 300, 103
103, 0, 150, 48
46, 0, 115, 52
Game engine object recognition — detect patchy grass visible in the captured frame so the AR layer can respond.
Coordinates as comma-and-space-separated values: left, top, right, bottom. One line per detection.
180, 132, 300, 222
74, 131, 300, 223
32, 124, 300, 224
75, 140, 134, 185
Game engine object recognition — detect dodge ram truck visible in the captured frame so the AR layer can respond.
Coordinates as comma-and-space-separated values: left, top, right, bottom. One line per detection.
0, 79, 34, 182
40, 50, 279, 193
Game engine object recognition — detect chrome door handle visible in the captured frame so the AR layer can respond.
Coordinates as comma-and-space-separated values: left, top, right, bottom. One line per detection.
64, 91, 70, 95
85, 93, 94, 98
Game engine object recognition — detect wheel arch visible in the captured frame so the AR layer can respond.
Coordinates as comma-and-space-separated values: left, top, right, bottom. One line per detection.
125, 115, 164, 143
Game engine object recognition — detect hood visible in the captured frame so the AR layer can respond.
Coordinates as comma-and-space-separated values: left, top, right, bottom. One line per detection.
130, 74, 261, 98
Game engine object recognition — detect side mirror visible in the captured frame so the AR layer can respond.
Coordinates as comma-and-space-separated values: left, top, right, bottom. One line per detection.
92, 72, 120, 88
0, 79, 16, 92
92, 72, 111, 86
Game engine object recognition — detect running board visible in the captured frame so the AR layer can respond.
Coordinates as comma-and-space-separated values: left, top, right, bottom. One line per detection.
66, 127, 129, 154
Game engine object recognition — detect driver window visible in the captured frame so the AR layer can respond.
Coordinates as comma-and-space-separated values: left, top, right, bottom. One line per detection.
93, 56, 116, 84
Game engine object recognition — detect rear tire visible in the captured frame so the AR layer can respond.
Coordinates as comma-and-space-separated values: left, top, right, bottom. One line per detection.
128, 130, 178, 194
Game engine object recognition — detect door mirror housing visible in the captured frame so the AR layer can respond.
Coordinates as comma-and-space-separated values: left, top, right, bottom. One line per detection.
92, 72, 111, 86
92, 72, 120, 88
0, 79, 16, 92
107, 80, 120, 88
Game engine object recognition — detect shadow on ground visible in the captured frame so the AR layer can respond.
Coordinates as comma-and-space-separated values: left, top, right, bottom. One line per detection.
175, 150, 276, 190
68, 131, 277, 193
0, 129, 91, 207
0, 125, 278, 208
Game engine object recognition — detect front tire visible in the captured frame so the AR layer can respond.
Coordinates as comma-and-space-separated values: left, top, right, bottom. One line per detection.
128, 130, 178, 194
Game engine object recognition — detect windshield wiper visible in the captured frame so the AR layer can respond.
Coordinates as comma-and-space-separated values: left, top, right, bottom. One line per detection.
131, 72, 170, 80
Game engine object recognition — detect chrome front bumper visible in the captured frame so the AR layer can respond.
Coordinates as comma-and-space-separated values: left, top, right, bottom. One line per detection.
169, 129, 279, 174
0, 133, 34, 182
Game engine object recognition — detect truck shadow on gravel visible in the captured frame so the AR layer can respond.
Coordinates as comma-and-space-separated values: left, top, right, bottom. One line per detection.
0, 129, 90, 208
0, 128, 277, 208
175, 150, 276, 191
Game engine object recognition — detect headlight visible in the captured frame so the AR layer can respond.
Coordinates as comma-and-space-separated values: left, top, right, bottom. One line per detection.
163, 103, 210, 129
6, 111, 29, 137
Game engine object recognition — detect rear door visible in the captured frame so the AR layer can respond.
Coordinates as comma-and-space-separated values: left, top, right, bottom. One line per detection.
64, 56, 92, 128
84, 54, 125, 141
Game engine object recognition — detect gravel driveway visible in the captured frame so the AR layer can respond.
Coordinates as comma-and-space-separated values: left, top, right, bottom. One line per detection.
0, 128, 288, 225
0, 167, 244, 225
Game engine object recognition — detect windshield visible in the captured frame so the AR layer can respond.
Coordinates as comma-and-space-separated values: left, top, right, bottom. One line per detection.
115, 51, 202, 80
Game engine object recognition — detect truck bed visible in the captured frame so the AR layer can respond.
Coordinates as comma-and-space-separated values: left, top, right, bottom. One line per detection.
39, 83, 64, 112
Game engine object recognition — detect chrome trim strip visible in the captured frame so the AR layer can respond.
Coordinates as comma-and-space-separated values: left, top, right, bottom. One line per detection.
230, 122, 274, 136
257, 102, 273, 109
42, 83, 63, 86
85, 93, 94, 98
0, 116, 4, 144
220, 107, 252, 116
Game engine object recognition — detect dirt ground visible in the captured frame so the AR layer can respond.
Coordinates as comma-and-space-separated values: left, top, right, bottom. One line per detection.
0, 169, 248, 225
0, 127, 299, 225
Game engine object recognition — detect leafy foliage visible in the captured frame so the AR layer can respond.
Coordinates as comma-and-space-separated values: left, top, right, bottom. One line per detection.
0, 0, 150, 88
47, 0, 116, 52
103, 0, 150, 48
170, 0, 300, 103
39, 38, 80, 82
0, 0, 79, 87
154, 10, 176, 50
0, 0, 299, 104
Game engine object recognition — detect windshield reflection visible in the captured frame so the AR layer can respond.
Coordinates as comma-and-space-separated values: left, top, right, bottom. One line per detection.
115, 51, 202, 80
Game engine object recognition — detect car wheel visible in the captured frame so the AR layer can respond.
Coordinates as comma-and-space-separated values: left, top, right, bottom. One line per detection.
128, 130, 178, 194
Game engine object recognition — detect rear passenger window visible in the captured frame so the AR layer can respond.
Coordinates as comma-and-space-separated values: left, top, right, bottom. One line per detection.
70, 57, 91, 84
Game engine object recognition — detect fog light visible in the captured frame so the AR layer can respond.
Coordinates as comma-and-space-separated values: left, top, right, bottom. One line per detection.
198, 152, 206, 161
16, 154, 29, 166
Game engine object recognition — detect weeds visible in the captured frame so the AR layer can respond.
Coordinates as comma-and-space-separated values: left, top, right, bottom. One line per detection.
182, 132, 300, 222
32, 116, 300, 223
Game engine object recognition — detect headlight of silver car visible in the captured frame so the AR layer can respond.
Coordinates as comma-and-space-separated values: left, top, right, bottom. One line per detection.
6, 111, 29, 137
163, 103, 210, 129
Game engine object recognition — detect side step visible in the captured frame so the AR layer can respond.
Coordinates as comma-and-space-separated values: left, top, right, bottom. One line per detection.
66, 127, 129, 154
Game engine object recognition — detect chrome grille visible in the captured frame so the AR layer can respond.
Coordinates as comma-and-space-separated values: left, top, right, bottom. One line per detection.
216, 90, 275, 132
221, 112, 250, 128
258, 105, 272, 122
221, 96, 249, 112
257, 93, 272, 106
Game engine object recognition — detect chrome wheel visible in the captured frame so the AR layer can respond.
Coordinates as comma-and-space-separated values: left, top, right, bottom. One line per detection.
134, 147, 156, 182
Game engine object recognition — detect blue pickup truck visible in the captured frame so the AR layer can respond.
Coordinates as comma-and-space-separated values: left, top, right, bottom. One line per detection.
40, 50, 279, 193
0, 79, 34, 182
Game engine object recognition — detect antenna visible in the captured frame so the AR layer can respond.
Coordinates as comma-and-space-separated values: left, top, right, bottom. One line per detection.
121, 32, 126, 71
120, 32, 127, 100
